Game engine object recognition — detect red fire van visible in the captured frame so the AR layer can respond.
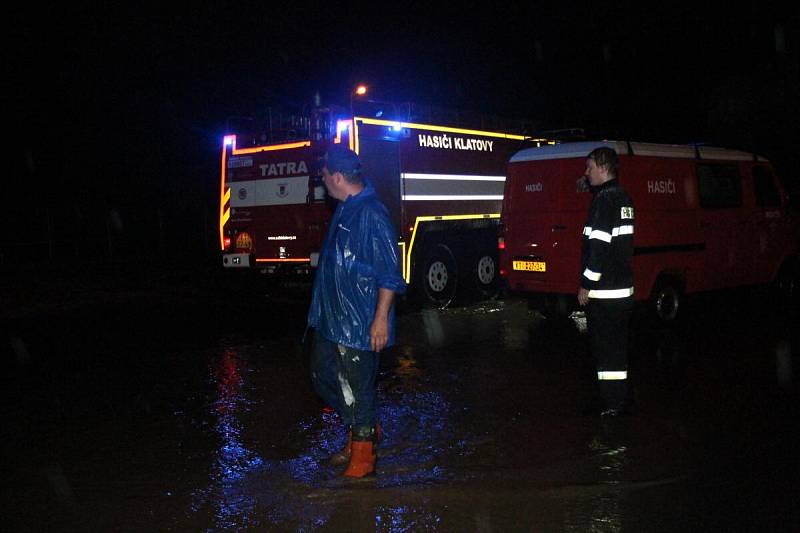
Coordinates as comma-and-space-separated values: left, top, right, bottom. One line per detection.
500, 141, 799, 321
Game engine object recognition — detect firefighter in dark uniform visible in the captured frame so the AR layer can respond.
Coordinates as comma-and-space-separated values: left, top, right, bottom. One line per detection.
578, 147, 635, 416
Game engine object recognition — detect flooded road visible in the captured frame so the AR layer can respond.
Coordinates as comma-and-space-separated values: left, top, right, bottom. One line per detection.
3, 284, 799, 531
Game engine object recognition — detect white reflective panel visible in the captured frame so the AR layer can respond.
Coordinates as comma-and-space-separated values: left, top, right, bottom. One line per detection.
230, 176, 310, 207
589, 230, 612, 243
588, 287, 634, 299
583, 268, 602, 281
402, 195, 504, 201
401, 173, 505, 200
403, 173, 506, 181
612, 225, 634, 236
598, 371, 628, 380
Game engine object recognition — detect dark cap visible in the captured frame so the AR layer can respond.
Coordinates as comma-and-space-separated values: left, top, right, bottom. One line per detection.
322, 146, 361, 178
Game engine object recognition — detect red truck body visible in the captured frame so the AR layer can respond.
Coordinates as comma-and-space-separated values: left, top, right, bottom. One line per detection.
220, 108, 545, 305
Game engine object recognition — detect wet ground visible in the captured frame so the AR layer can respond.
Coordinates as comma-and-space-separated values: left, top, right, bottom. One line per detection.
3, 271, 800, 531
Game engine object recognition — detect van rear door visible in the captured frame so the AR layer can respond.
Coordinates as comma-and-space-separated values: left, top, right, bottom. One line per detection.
503, 157, 590, 294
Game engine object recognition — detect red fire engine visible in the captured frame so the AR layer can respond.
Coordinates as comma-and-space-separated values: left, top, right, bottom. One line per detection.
219, 103, 546, 306
500, 140, 800, 320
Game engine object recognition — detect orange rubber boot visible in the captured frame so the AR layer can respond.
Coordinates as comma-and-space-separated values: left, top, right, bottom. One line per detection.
342, 440, 376, 478
329, 423, 381, 466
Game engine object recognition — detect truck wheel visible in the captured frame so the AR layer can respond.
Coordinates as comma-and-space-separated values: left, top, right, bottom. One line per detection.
473, 254, 500, 299
420, 244, 458, 308
652, 283, 681, 323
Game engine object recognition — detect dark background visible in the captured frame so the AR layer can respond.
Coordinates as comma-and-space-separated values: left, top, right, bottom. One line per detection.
4, 3, 799, 268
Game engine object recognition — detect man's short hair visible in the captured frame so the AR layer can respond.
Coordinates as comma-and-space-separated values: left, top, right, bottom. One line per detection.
322, 146, 362, 184
587, 147, 618, 179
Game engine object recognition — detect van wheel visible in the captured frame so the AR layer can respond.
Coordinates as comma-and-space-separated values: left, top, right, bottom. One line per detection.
652, 283, 682, 323
473, 254, 500, 299
420, 244, 458, 308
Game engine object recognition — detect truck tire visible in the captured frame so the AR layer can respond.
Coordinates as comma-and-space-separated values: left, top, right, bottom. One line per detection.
651, 281, 682, 323
473, 253, 500, 299
420, 244, 458, 308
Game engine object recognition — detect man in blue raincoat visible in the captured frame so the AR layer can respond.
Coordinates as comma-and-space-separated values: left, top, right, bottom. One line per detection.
307, 146, 406, 478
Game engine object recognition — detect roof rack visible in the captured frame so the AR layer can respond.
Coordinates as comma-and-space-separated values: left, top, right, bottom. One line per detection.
533, 128, 587, 141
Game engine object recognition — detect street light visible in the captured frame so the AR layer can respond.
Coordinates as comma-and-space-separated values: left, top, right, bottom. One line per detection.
350, 84, 368, 116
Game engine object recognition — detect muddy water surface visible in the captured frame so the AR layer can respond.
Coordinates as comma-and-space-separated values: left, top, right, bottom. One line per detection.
3, 289, 799, 531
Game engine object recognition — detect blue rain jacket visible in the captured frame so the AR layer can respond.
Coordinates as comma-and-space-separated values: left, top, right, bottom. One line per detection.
307, 180, 406, 351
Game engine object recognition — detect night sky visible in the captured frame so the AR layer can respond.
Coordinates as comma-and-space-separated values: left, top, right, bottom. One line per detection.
6, 3, 799, 264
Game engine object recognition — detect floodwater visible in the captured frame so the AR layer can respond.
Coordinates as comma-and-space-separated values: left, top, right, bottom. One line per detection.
3, 280, 799, 532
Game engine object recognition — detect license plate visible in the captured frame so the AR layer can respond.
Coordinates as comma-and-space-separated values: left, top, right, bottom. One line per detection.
513, 260, 546, 272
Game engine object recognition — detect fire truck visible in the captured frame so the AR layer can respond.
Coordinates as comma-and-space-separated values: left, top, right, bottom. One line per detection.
500, 140, 800, 321
219, 103, 546, 306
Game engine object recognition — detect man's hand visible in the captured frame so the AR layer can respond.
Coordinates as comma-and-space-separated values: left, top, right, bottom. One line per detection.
578, 287, 590, 306
370, 315, 389, 352
370, 288, 395, 352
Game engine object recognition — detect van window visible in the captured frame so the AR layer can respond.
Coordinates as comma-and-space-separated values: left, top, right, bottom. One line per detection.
697, 164, 742, 208
752, 166, 781, 208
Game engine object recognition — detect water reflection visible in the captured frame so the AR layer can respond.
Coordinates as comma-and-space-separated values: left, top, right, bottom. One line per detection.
376, 389, 456, 488
191, 345, 264, 529
421, 309, 446, 348
188, 334, 460, 530
499, 304, 535, 351
419, 301, 520, 349
774, 337, 793, 390
374, 503, 442, 531
187, 298, 800, 530
564, 419, 629, 532
571, 311, 588, 333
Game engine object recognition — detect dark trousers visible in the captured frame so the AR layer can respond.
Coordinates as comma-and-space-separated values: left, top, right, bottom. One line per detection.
586, 296, 633, 410
310, 331, 380, 440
